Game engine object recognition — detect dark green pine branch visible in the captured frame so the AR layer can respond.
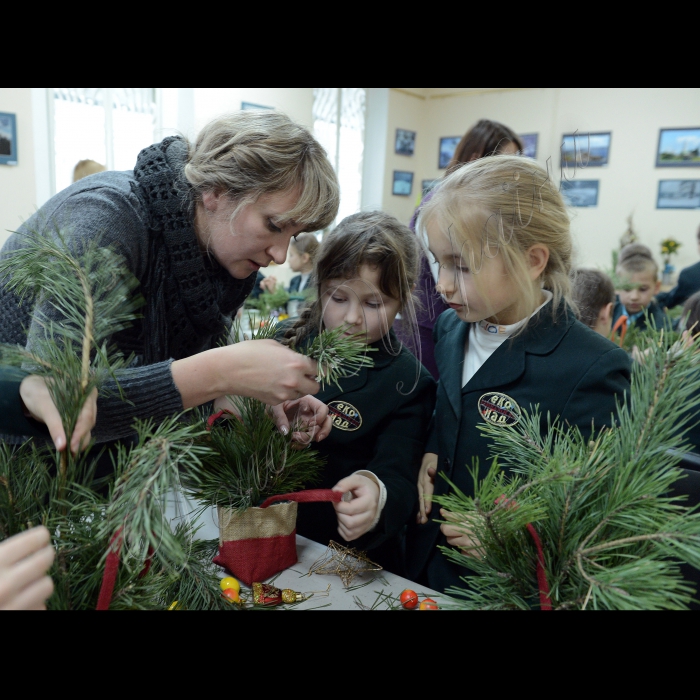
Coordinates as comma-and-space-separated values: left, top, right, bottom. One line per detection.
435, 325, 700, 611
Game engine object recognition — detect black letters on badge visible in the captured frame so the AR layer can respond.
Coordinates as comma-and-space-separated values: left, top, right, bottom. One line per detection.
328, 401, 363, 432
478, 393, 522, 428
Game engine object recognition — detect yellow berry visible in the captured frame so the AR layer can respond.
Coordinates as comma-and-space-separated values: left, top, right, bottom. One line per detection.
220, 577, 241, 594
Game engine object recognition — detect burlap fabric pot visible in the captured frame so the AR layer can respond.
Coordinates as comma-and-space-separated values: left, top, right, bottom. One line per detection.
213, 490, 343, 586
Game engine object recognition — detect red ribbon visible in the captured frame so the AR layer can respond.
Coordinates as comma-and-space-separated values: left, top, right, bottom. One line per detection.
207, 410, 235, 431
260, 490, 343, 509
96, 530, 155, 612
496, 496, 552, 611
96, 530, 123, 612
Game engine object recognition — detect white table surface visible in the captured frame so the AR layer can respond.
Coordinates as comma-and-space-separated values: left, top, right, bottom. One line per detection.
166, 491, 444, 611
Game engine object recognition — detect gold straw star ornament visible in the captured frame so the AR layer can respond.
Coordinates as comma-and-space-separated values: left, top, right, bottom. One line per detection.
308, 541, 383, 588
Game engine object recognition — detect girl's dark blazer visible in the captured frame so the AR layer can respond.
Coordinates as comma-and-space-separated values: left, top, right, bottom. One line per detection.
406, 304, 632, 590
292, 331, 436, 559
0, 367, 49, 439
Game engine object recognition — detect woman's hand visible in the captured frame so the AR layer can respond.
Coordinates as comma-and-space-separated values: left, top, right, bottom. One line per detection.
0, 527, 55, 611
333, 475, 380, 542
173, 340, 321, 410
270, 396, 333, 445
440, 510, 484, 559
20, 376, 98, 455
417, 453, 438, 525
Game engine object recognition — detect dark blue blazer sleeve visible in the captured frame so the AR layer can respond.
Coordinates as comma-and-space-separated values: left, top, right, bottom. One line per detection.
560, 346, 631, 436
0, 368, 50, 439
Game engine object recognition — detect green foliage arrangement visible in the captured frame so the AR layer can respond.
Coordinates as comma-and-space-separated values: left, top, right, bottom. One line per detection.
436, 326, 700, 611
188, 399, 325, 512
188, 318, 375, 511
246, 285, 292, 318
0, 229, 230, 611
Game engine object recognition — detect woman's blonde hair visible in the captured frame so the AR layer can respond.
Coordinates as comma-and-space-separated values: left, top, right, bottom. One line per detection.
419, 154, 573, 324
184, 111, 340, 232
283, 211, 422, 349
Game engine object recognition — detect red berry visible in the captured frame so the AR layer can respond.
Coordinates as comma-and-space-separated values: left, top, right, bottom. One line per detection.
400, 590, 420, 610
223, 589, 241, 604
420, 598, 439, 611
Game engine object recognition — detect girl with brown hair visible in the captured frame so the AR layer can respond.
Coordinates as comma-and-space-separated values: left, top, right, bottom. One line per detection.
281, 211, 436, 575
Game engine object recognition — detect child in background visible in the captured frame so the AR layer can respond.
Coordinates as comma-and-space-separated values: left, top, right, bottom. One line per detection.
613, 244, 669, 335
657, 225, 700, 311
260, 233, 320, 318
73, 159, 106, 183
407, 155, 631, 594
281, 212, 436, 575
286, 233, 320, 318
572, 269, 616, 337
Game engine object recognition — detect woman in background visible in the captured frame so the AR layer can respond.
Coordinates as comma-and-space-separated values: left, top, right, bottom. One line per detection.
400, 119, 524, 380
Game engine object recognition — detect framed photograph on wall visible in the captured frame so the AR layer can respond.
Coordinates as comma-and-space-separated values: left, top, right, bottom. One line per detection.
395, 129, 417, 157
0, 113, 18, 166
520, 133, 539, 159
439, 136, 461, 170
657, 128, 700, 168
422, 179, 440, 197
241, 102, 273, 111
393, 171, 414, 197
561, 132, 612, 168
561, 180, 600, 208
657, 180, 700, 209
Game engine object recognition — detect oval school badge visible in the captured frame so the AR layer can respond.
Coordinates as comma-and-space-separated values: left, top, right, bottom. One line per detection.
479, 393, 522, 428
328, 401, 363, 432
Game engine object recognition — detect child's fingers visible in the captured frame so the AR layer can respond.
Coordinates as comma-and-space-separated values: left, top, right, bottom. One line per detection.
0, 527, 51, 568
0, 545, 55, 609
0, 575, 54, 612
441, 524, 466, 539
335, 495, 372, 517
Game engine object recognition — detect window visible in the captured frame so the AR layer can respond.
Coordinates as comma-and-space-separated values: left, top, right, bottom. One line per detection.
313, 88, 366, 228
51, 88, 158, 194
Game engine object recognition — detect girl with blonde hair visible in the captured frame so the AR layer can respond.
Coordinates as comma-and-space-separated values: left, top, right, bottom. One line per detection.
0, 111, 340, 455
407, 155, 631, 593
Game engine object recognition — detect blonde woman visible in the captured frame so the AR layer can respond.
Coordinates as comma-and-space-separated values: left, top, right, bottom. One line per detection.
0, 112, 340, 451
406, 155, 632, 594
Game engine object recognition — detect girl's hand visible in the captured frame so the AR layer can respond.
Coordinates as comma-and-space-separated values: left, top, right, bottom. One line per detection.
259, 276, 278, 293
271, 397, 333, 445
20, 376, 98, 455
173, 340, 321, 410
417, 453, 438, 525
0, 527, 55, 611
440, 510, 484, 559
333, 475, 381, 542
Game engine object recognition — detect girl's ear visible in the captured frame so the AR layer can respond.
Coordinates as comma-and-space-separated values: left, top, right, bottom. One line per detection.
301, 253, 311, 267
527, 245, 550, 280
601, 302, 614, 324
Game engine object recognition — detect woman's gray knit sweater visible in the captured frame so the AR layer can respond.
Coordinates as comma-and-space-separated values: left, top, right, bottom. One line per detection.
0, 138, 256, 443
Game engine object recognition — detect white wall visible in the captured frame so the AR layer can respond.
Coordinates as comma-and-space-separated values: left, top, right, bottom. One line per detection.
0, 88, 38, 245
382, 88, 700, 273
193, 88, 314, 134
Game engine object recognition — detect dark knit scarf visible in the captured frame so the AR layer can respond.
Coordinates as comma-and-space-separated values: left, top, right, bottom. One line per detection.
133, 137, 256, 364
